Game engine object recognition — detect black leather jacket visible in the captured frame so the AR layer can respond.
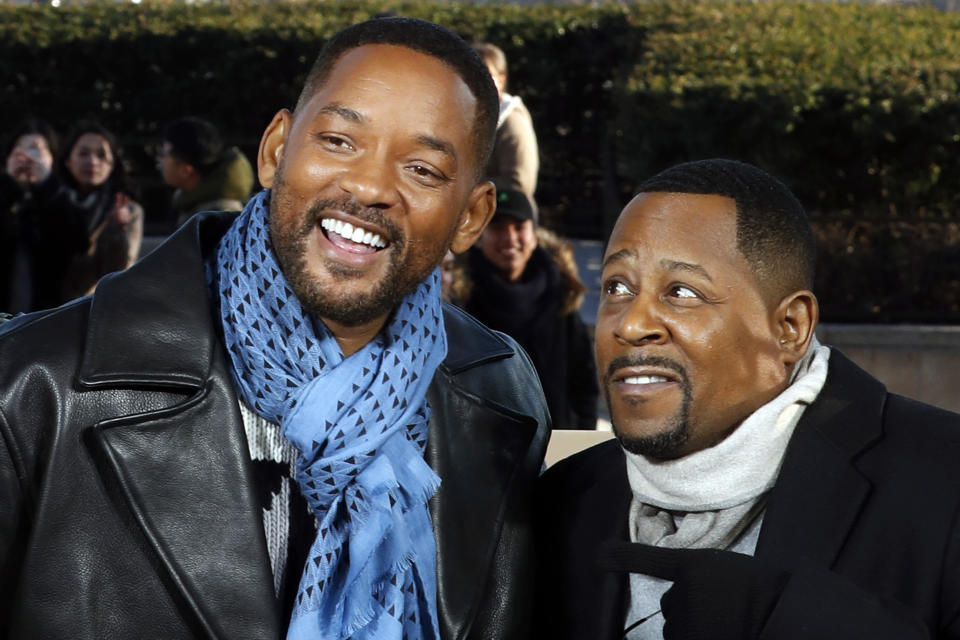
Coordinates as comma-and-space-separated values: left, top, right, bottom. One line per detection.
0, 212, 550, 639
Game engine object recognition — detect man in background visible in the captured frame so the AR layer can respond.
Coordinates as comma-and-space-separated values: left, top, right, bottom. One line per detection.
158, 116, 255, 226
472, 43, 539, 203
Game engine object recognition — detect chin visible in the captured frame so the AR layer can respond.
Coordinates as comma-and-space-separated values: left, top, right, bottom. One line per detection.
611, 412, 690, 461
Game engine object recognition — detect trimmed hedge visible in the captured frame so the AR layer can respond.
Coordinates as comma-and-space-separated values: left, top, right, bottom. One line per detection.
3, 0, 960, 322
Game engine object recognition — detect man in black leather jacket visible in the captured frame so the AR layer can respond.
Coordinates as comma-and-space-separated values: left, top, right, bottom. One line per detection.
0, 18, 549, 640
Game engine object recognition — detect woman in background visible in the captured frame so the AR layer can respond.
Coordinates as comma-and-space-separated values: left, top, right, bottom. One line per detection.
58, 120, 143, 300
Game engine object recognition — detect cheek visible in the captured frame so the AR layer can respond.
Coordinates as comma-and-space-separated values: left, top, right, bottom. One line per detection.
592, 318, 617, 371
685, 327, 782, 410
279, 147, 337, 194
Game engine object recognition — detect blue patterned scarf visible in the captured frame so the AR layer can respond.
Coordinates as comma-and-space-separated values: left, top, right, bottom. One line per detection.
211, 190, 446, 639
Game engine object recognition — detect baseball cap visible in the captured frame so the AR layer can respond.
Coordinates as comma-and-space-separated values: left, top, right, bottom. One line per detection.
492, 188, 536, 225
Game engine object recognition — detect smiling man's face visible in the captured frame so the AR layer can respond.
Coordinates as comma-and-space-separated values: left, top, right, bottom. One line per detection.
259, 44, 491, 331
595, 192, 790, 459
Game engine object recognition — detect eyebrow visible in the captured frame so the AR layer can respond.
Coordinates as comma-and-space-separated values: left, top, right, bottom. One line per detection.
660, 259, 713, 282
318, 103, 366, 123
415, 134, 457, 161
602, 248, 636, 270
602, 249, 714, 282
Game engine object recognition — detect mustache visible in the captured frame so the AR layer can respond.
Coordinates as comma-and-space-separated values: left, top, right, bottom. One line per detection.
303, 196, 404, 248
603, 354, 689, 386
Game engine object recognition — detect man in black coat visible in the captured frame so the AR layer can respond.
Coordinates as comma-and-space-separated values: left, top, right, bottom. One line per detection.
534, 158, 960, 639
0, 18, 549, 640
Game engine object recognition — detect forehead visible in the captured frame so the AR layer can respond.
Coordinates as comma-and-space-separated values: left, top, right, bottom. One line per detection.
73, 133, 110, 151
301, 45, 476, 143
605, 192, 743, 272
17, 134, 47, 147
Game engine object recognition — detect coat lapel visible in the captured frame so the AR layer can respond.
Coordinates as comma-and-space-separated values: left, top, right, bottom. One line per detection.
579, 445, 632, 639
81, 214, 281, 639
425, 306, 545, 639
426, 380, 537, 639
756, 350, 886, 570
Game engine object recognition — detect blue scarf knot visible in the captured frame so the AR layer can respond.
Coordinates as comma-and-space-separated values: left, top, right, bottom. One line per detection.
212, 190, 446, 639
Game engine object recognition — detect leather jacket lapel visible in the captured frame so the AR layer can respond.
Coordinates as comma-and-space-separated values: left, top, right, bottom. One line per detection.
426, 367, 540, 640
80, 213, 281, 639
756, 350, 885, 570
88, 371, 282, 639
79, 214, 233, 390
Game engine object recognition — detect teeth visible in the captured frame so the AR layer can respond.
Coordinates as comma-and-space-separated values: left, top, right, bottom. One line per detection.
623, 375, 670, 385
320, 218, 387, 248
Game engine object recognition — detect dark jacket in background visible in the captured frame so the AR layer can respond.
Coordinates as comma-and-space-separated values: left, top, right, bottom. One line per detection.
58, 180, 143, 302
534, 351, 960, 639
0, 173, 89, 313
173, 147, 255, 226
0, 212, 550, 640
460, 244, 598, 429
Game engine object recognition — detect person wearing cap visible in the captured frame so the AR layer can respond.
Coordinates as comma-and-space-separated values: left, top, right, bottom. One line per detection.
158, 116, 254, 227
451, 186, 598, 430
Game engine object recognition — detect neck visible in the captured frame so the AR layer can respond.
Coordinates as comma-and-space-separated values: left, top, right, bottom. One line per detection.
322, 313, 390, 357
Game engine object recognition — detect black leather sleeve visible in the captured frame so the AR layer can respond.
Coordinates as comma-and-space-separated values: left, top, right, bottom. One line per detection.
0, 406, 28, 637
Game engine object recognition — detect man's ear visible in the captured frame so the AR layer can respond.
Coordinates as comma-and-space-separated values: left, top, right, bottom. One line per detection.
449, 180, 496, 254
774, 290, 819, 366
258, 109, 292, 188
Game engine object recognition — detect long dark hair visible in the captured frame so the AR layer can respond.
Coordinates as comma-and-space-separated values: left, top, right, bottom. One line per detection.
58, 120, 136, 198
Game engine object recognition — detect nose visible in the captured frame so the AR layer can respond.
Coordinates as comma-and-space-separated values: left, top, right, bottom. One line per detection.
504, 224, 522, 246
337, 150, 399, 209
613, 295, 669, 347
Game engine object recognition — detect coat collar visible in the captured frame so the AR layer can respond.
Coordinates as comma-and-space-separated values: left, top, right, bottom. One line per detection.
78, 212, 228, 390
756, 348, 886, 569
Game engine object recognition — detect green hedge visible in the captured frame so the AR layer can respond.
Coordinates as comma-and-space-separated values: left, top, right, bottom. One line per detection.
3, 0, 960, 322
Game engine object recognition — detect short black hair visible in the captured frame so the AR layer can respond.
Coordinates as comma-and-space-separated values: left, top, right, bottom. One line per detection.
161, 116, 224, 175
295, 17, 499, 180
636, 158, 816, 300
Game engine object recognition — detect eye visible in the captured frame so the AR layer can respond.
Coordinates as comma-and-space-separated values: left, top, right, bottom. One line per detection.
317, 134, 354, 153
406, 163, 448, 186
602, 278, 633, 297
666, 284, 704, 305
